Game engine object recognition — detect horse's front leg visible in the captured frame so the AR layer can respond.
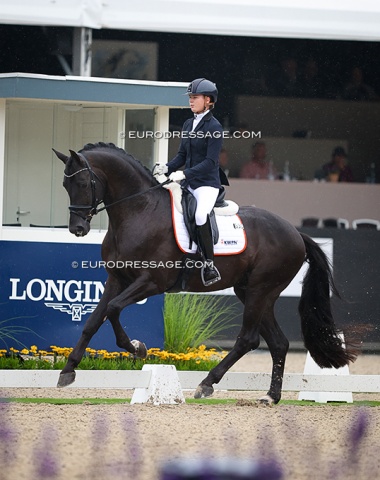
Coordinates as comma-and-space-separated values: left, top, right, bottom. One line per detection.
106, 272, 162, 358
57, 279, 121, 387
108, 317, 148, 360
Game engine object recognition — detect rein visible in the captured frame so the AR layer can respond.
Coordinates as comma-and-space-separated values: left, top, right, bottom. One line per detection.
96, 180, 171, 214
65, 157, 171, 221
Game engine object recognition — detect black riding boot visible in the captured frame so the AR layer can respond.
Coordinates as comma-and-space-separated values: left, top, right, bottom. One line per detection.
196, 216, 221, 287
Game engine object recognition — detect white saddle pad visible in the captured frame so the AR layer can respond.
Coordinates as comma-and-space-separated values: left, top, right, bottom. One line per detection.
162, 179, 239, 215
168, 190, 247, 255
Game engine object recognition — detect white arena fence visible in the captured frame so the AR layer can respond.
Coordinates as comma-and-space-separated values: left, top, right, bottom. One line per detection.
1, 369, 379, 393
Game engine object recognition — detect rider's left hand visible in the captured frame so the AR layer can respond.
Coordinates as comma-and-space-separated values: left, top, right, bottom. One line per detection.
169, 171, 186, 183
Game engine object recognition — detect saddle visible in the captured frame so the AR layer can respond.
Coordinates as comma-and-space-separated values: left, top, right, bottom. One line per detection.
181, 187, 224, 249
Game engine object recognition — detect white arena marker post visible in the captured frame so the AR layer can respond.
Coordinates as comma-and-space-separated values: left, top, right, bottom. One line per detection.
131, 364, 185, 406
298, 335, 353, 403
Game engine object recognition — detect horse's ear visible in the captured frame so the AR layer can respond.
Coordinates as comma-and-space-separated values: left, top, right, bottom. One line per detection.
52, 148, 69, 164
69, 149, 85, 166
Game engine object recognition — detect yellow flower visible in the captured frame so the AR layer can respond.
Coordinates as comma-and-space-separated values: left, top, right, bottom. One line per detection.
147, 348, 161, 354
1, 344, 224, 369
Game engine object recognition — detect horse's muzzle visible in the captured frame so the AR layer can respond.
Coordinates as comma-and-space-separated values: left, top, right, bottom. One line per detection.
69, 221, 90, 237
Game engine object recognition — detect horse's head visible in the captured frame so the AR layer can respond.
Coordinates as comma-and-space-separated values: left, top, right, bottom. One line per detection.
53, 148, 104, 237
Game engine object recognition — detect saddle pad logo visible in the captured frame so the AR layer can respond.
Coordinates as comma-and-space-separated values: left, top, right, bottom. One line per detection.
220, 239, 238, 245
233, 223, 244, 229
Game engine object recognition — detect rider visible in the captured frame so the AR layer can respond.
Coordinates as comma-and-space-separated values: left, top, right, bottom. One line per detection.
155, 78, 228, 286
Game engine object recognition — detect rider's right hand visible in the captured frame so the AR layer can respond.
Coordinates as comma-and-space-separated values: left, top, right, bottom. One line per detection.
153, 163, 168, 176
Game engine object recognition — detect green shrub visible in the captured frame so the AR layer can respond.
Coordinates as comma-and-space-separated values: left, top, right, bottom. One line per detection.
164, 293, 238, 353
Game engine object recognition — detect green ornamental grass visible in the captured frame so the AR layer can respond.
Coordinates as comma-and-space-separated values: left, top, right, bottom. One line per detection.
163, 293, 238, 352
0, 317, 38, 349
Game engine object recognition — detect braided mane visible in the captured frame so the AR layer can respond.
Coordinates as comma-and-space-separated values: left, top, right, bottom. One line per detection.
79, 142, 158, 184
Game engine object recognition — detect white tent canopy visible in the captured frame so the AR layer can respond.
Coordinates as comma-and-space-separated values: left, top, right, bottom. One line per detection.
1, 0, 380, 41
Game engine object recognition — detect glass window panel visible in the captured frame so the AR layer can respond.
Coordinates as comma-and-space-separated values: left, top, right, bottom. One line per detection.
124, 109, 155, 169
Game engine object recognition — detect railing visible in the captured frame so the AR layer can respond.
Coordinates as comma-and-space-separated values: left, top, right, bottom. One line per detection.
1, 369, 379, 393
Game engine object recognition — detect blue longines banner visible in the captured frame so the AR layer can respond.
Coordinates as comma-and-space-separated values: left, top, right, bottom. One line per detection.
0, 241, 164, 351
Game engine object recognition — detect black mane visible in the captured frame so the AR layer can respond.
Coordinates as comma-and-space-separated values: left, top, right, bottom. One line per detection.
79, 142, 125, 156
79, 142, 158, 184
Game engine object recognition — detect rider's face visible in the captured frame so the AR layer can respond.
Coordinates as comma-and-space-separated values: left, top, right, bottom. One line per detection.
189, 94, 211, 114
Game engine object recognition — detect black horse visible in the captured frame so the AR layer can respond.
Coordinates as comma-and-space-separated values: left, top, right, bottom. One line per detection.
53, 142, 358, 404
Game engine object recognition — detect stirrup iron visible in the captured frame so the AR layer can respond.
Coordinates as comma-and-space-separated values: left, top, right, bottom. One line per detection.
201, 260, 221, 287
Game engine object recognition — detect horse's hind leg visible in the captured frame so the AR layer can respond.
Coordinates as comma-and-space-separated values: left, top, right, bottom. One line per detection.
258, 308, 289, 405
194, 285, 264, 398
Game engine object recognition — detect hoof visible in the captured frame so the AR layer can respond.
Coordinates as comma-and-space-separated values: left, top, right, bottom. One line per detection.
131, 339, 147, 359
258, 394, 275, 406
57, 371, 76, 388
194, 384, 214, 399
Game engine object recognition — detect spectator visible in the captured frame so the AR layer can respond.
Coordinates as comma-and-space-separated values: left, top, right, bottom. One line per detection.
342, 67, 378, 101
219, 147, 230, 178
315, 146, 354, 182
270, 56, 303, 97
239, 142, 277, 179
299, 58, 325, 98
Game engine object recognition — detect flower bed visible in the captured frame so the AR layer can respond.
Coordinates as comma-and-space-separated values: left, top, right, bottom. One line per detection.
0, 344, 227, 371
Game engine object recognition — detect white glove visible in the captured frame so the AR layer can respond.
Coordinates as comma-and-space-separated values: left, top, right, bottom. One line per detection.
169, 171, 186, 183
153, 163, 168, 176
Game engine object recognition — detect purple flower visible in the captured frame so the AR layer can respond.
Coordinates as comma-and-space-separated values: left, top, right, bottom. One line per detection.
122, 411, 142, 478
33, 427, 60, 478
92, 412, 109, 446
89, 412, 109, 478
255, 459, 284, 480
348, 408, 369, 451
35, 451, 59, 478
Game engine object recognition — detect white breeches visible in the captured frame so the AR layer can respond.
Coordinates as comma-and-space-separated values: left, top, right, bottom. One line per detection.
187, 186, 219, 226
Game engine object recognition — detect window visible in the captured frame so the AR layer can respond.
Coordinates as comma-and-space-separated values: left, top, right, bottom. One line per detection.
124, 109, 155, 169
3, 101, 117, 229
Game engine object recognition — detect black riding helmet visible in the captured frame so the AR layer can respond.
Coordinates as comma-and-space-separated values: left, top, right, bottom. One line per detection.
186, 78, 218, 103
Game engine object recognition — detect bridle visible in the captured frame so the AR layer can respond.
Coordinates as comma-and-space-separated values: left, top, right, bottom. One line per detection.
64, 156, 104, 222
64, 156, 170, 222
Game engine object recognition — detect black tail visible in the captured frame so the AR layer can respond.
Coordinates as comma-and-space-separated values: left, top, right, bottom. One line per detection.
298, 233, 358, 368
